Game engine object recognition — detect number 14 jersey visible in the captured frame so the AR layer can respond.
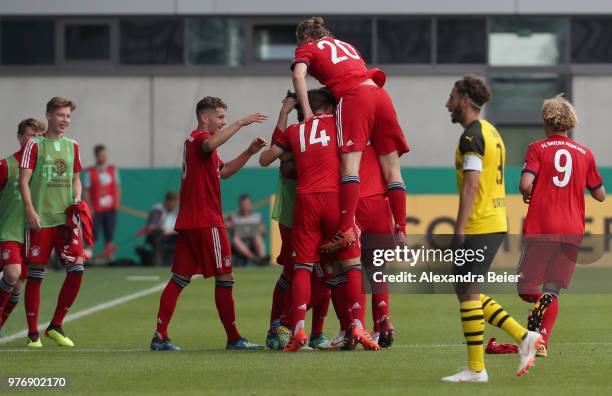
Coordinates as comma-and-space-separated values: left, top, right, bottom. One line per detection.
273, 113, 339, 194
522, 135, 603, 237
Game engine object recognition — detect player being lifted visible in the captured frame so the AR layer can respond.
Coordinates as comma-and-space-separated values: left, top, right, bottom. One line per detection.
0, 119, 44, 334
19, 98, 86, 348
150, 96, 267, 351
518, 95, 605, 357
443, 76, 542, 382
260, 88, 379, 352
290, 17, 409, 251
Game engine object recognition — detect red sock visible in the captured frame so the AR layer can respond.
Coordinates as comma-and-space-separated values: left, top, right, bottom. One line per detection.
540, 295, 559, 346
345, 265, 365, 329
387, 183, 407, 232
359, 292, 367, 328
156, 275, 189, 339
290, 266, 312, 334
339, 176, 361, 231
372, 292, 390, 332
25, 268, 45, 336
215, 280, 241, 342
1, 293, 20, 326
310, 277, 330, 336
270, 273, 290, 327
0, 279, 13, 313
332, 276, 352, 331
51, 265, 84, 327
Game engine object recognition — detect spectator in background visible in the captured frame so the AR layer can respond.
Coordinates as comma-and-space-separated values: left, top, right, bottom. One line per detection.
83, 144, 121, 263
227, 194, 269, 266
145, 191, 179, 266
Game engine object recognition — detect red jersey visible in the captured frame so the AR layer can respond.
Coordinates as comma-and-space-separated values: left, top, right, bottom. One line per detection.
522, 135, 603, 239
273, 113, 339, 194
87, 165, 120, 212
291, 37, 385, 100
174, 131, 225, 230
359, 143, 386, 198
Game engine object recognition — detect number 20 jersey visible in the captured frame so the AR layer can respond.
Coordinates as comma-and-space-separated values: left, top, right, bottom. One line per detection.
272, 113, 339, 194
522, 135, 603, 237
455, 119, 507, 234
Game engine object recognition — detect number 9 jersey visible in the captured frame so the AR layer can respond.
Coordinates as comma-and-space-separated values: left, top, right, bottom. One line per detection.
455, 119, 508, 235
522, 135, 603, 239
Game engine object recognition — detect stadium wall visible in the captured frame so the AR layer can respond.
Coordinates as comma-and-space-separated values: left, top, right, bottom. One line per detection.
2, 75, 611, 168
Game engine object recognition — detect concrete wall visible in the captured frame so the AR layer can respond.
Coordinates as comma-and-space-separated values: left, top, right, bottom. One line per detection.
0, 75, 459, 168
3, 0, 612, 15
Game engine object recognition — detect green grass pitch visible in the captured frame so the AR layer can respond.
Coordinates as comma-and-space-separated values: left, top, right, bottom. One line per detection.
1, 266, 611, 395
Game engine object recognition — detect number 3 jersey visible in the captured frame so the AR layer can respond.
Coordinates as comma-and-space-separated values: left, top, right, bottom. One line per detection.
272, 113, 339, 194
455, 119, 507, 234
522, 135, 603, 238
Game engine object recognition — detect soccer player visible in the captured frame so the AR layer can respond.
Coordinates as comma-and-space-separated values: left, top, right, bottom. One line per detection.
259, 88, 379, 352
518, 95, 605, 357
150, 96, 267, 351
19, 97, 86, 348
442, 76, 542, 382
82, 144, 121, 262
291, 17, 410, 251
0, 119, 44, 333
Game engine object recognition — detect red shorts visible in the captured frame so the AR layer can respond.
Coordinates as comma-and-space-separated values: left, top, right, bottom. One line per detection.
172, 227, 232, 278
356, 196, 394, 235
0, 241, 24, 268
277, 223, 293, 267
292, 192, 360, 264
26, 226, 84, 264
517, 241, 579, 291
337, 85, 409, 156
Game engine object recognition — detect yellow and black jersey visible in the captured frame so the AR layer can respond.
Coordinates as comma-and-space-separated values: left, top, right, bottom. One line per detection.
455, 119, 507, 234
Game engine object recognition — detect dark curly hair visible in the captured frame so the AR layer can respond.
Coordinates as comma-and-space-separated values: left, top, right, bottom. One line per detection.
454, 75, 491, 109
296, 16, 333, 45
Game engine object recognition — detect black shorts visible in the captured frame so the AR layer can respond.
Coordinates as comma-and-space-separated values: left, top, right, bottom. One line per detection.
453, 233, 505, 278
94, 210, 117, 243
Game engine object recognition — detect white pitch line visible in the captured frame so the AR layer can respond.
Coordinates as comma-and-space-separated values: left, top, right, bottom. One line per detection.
0, 282, 166, 345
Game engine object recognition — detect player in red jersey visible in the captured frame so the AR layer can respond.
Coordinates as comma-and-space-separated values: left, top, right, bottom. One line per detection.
518, 95, 605, 357
151, 96, 267, 351
291, 17, 410, 250
0, 119, 44, 334
19, 97, 87, 348
260, 88, 379, 352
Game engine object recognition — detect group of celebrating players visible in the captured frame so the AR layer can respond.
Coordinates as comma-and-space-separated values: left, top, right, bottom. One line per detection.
0, 16, 606, 383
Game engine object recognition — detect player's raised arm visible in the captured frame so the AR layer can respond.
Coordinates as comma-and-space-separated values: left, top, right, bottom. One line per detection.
202, 113, 267, 153
221, 137, 267, 179
292, 63, 314, 120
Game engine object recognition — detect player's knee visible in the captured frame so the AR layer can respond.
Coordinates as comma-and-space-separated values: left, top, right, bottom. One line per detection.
215, 272, 235, 282
66, 263, 85, 275
171, 273, 191, 288
2, 265, 21, 284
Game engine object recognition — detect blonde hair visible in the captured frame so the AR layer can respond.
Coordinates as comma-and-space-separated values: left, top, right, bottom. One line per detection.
296, 16, 332, 44
541, 94, 578, 131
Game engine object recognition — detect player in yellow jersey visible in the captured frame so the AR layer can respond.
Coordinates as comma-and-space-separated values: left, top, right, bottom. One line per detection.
442, 75, 542, 382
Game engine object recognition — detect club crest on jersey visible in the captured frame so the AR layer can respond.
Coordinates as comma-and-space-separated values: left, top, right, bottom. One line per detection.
54, 159, 68, 176
31, 245, 41, 257
1, 249, 10, 261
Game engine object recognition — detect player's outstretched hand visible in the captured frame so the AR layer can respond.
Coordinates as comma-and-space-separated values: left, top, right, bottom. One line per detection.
248, 137, 268, 154
281, 97, 297, 115
241, 113, 268, 126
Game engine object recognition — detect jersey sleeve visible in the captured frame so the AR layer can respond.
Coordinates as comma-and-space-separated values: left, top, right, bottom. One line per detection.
0, 159, 7, 191
20, 139, 38, 169
73, 142, 82, 173
458, 124, 485, 158
272, 127, 289, 151
522, 143, 540, 176
291, 45, 313, 71
586, 152, 604, 191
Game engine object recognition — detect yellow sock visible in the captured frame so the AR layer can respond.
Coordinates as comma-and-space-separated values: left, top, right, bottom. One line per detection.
480, 294, 527, 343
460, 300, 485, 372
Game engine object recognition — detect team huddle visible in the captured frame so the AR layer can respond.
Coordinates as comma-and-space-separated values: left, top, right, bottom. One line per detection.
0, 16, 606, 383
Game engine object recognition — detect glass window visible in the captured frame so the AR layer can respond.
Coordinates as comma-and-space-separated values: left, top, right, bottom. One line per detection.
571, 17, 612, 63
377, 18, 431, 64
437, 19, 486, 64
1, 20, 55, 65
489, 17, 567, 66
253, 24, 295, 61
325, 18, 372, 63
65, 24, 111, 61
186, 18, 244, 66
120, 19, 183, 64
498, 126, 545, 166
